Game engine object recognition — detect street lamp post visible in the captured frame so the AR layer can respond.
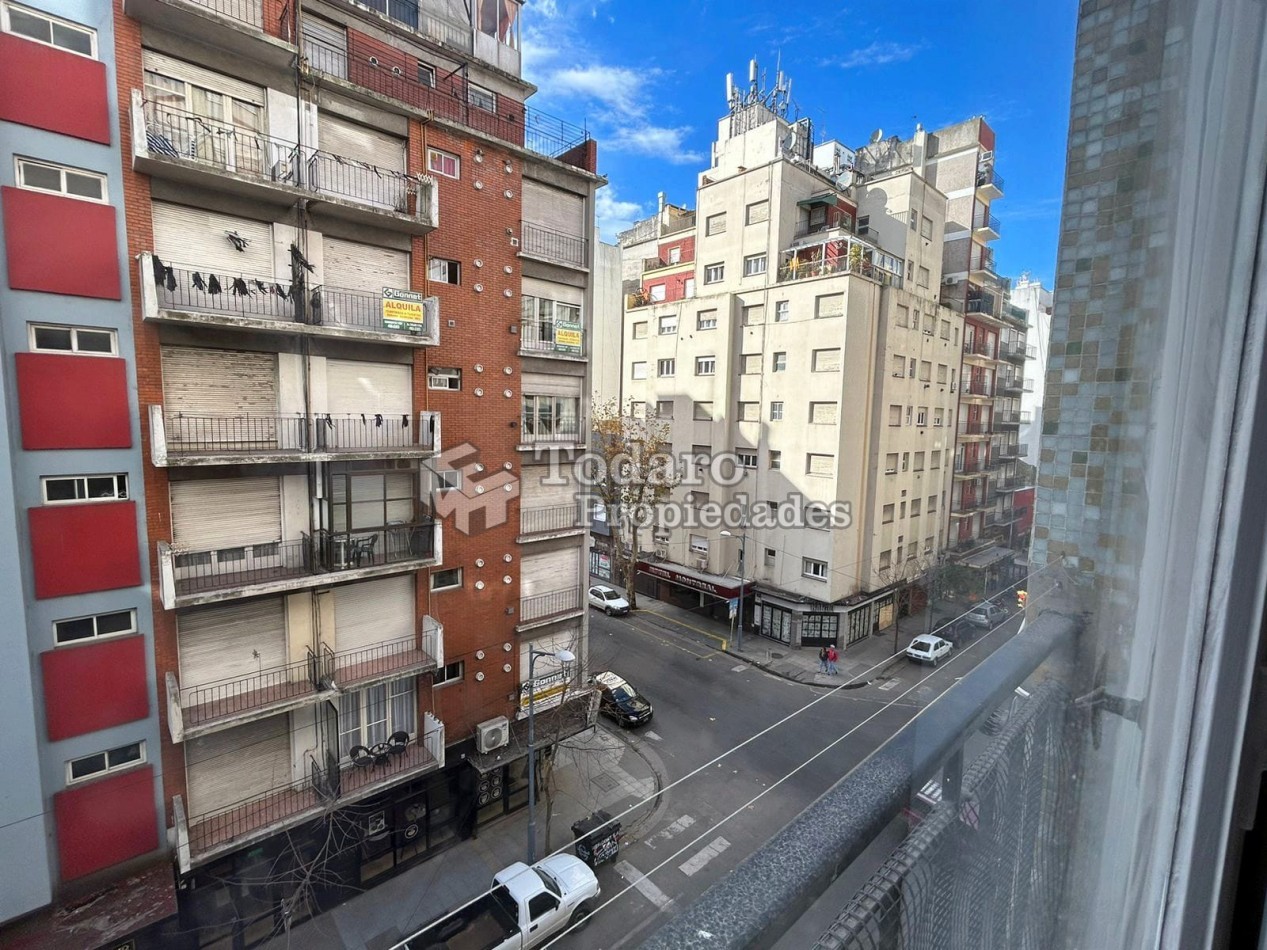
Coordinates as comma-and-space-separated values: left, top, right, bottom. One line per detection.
720, 528, 747, 652
526, 646, 575, 864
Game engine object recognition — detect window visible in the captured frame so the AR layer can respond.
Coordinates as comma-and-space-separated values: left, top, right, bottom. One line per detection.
895, 543, 904, 562
667, 245, 682, 264
883, 504, 895, 524
630, 401, 646, 418
906, 406, 913, 426
911, 498, 922, 517
923, 314, 936, 335
773, 352, 787, 372
693, 401, 713, 421
746, 200, 770, 225
918, 266, 931, 289
909, 358, 917, 378
940, 320, 951, 340
631, 362, 648, 380
900, 501, 907, 519
769, 450, 782, 469
764, 547, 776, 567
741, 354, 761, 374
896, 304, 910, 327
775, 300, 790, 322
67, 743, 144, 784
802, 558, 828, 580
29, 323, 116, 355
689, 533, 709, 554
815, 293, 844, 319
917, 406, 928, 426
743, 254, 768, 277
770, 401, 784, 421
521, 395, 580, 440
738, 402, 758, 422
657, 358, 676, 377
743, 304, 765, 325
892, 355, 905, 378
339, 681, 416, 760
810, 402, 838, 424
914, 451, 926, 472
901, 452, 910, 472
697, 310, 718, 330
15, 158, 106, 202
878, 550, 892, 571
467, 82, 496, 112
857, 214, 870, 233
417, 61, 436, 86
434, 660, 464, 685
429, 258, 460, 284
928, 495, 937, 512
919, 361, 932, 382
907, 259, 915, 281
431, 567, 463, 591
921, 216, 934, 239
931, 450, 942, 469
806, 453, 834, 476
737, 451, 758, 470
705, 212, 727, 235
42, 474, 128, 504
937, 364, 948, 384
696, 356, 716, 376
885, 453, 899, 474
428, 367, 461, 390
649, 284, 667, 302
3, 2, 95, 57
934, 408, 945, 427
434, 469, 462, 492
632, 321, 648, 339
924, 536, 934, 555
427, 148, 460, 178
909, 209, 918, 230
658, 314, 677, 334
889, 405, 902, 427
812, 348, 841, 372
656, 400, 674, 419
684, 277, 696, 296
54, 609, 136, 646
704, 263, 725, 284
765, 500, 781, 518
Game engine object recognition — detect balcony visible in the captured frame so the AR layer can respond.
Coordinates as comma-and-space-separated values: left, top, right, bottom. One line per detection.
976, 165, 1005, 200
996, 474, 1034, 492
131, 93, 438, 234
998, 442, 1027, 460
329, 616, 443, 691
962, 338, 999, 362
122, 0, 293, 70
140, 253, 440, 346
965, 293, 1005, 324
519, 318, 585, 359
972, 213, 1001, 242
519, 503, 587, 540
157, 520, 439, 609
519, 420, 584, 449
173, 712, 444, 871
1003, 303, 1029, 327
996, 410, 1032, 429
777, 251, 903, 288
150, 407, 440, 466
953, 457, 988, 479
963, 377, 996, 399
956, 420, 993, 439
1000, 340, 1038, 363
520, 222, 589, 269
517, 586, 584, 630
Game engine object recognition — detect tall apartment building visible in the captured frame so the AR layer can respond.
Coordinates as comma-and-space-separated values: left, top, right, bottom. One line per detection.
1009, 274, 1053, 470
0, 0, 600, 944
618, 68, 962, 650
856, 120, 1034, 579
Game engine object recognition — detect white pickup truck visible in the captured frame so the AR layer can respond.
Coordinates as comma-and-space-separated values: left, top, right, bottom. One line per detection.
406, 855, 600, 950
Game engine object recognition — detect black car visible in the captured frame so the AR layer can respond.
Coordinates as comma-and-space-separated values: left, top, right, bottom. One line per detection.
932, 618, 975, 645
593, 671, 653, 727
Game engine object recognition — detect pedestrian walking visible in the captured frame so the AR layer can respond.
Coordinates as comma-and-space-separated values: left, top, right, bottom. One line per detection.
826, 644, 839, 675
818, 645, 830, 674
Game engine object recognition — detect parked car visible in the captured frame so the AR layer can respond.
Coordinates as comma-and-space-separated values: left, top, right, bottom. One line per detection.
965, 602, 1009, 629
410, 855, 599, 949
933, 618, 975, 645
588, 585, 630, 616
906, 634, 953, 666
592, 671, 654, 727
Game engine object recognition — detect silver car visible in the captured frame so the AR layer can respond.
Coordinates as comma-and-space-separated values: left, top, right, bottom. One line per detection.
588, 585, 630, 616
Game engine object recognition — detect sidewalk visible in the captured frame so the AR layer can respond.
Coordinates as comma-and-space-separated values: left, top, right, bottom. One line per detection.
275, 726, 665, 950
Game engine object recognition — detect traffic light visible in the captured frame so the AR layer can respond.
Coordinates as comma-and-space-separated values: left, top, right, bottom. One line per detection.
1016, 590, 1028, 611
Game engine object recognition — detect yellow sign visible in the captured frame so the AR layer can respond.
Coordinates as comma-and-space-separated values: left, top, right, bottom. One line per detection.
382, 287, 426, 333
518, 671, 568, 715
553, 323, 583, 353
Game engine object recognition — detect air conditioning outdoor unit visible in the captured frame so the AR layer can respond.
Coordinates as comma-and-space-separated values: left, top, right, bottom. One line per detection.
655, 544, 669, 559
694, 555, 709, 571
476, 716, 509, 753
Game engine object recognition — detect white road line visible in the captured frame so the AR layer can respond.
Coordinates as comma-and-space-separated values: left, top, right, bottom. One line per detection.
645, 814, 695, 850
878, 679, 899, 691
644, 730, 662, 742
616, 859, 674, 911
678, 836, 731, 877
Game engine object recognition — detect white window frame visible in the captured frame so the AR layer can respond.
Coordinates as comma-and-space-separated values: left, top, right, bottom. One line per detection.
667, 246, 681, 264
54, 609, 138, 647
697, 311, 717, 330
774, 300, 790, 322
467, 82, 496, 112
427, 367, 461, 390
802, 558, 828, 580
657, 358, 676, 377
689, 534, 709, 554
29, 323, 117, 356
66, 742, 145, 786
695, 356, 716, 376
704, 263, 725, 284
417, 60, 436, 87
41, 474, 129, 505
429, 258, 461, 285
657, 314, 677, 334
770, 401, 784, 421
684, 277, 696, 297
430, 567, 463, 591
769, 450, 782, 469
15, 157, 107, 203
434, 659, 464, 686
649, 284, 667, 302
632, 321, 648, 339
631, 362, 648, 380
743, 254, 768, 277
2, 2, 96, 58
737, 451, 757, 470
705, 213, 726, 236
339, 681, 416, 762
427, 147, 460, 179
772, 352, 787, 372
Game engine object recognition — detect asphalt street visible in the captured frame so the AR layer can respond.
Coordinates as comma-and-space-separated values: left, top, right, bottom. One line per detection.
557, 604, 1024, 949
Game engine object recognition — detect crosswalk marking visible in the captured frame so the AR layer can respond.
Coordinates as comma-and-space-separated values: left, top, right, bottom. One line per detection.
616, 859, 674, 910
679, 836, 731, 877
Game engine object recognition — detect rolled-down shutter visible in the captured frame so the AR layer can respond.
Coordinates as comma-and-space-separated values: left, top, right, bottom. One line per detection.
318, 115, 406, 172
152, 202, 273, 275
522, 372, 581, 398
177, 597, 287, 689
322, 238, 409, 291
523, 180, 584, 238
170, 477, 282, 549
521, 548, 578, 597
521, 469, 580, 509
326, 360, 412, 415
316, 115, 407, 211
186, 717, 291, 818
162, 347, 279, 415
519, 623, 581, 684
332, 575, 414, 653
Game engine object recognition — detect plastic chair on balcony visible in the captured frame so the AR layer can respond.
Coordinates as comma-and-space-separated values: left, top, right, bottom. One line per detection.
351, 534, 378, 567
350, 745, 375, 769
387, 731, 410, 757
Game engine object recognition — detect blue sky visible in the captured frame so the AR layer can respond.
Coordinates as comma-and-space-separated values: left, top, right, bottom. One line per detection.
522, 1, 1077, 285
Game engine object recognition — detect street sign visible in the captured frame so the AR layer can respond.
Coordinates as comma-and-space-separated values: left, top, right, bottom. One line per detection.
728, 597, 739, 620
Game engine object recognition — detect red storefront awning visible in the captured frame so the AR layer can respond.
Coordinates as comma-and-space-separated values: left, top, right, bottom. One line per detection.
636, 561, 743, 600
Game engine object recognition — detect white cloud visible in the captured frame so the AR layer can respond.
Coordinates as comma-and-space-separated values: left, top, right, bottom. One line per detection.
595, 186, 646, 242
829, 41, 925, 69
607, 125, 704, 165
550, 65, 653, 119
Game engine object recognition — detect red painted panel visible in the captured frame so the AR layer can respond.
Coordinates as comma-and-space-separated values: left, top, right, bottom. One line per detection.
42, 636, 149, 741
54, 766, 158, 881
979, 120, 996, 153
0, 34, 110, 143
2, 188, 121, 300
29, 502, 141, 599
16, 353, 131, 450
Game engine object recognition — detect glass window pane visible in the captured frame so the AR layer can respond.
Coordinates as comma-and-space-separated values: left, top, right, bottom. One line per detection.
51, 22, 92, 56
33, 326, 73, 351
20, 162, 62, 192
44, 479, 78, 502
8, 9, 52, 42
95, 611, 134, 635
63, 172, 103, 201
338, 692, 360, 757
85, 476, 117, 498
75, 329, 113, 352
70, 753, 106, 780
365, 685, 388, 746
55, 617, 95, 643
390, 680, 416, 735
108, 743, 142, 767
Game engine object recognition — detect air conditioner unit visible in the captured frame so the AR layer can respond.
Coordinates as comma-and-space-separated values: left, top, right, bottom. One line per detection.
944, 276, 957, 286
694, 555, 709, 571
655, 544, 668, 559
476, 716, 509, 753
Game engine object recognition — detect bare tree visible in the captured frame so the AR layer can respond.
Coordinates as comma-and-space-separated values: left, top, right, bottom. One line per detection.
876, 555, 931, 652
590, 399, 680, 610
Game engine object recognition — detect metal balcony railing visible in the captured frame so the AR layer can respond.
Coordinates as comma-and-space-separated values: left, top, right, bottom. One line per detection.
976, 166, 1005, 192
963, 338, 997, 358
520, 503, 585, 536
957, 421, 992, 437
965, 378, 996, 397
138, 98, 435, 223
520, 586, 583, 623
521, 419, 583, 445
172, 536, 313, 597
521, 222, 588, 268
178, 647, 326, 730
328, 633, 438, 686
520, 318, 585, 356
1000, 341, 1038, 362
777, 254, 903, 288
316, 521, 437, 571
973, 213, 1001, 235
185, 0, 266, 29
953, 457, 987, 475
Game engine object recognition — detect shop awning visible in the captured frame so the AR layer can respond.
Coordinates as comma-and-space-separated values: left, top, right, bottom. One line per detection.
797, 192, 837, 207
637, 560, 743, 600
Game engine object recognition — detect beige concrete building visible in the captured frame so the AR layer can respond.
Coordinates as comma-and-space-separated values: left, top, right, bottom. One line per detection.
617, 68, 962, 650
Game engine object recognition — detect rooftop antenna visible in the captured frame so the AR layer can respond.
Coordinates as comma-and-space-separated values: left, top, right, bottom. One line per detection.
749, 57, 758, 98
726, 72, 735, 105
870, 128, 884, 144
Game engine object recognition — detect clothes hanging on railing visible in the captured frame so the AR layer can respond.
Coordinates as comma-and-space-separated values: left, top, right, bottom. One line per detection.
151, 255, 177, 292
375, 414, 383, 428
192, 272, 207, 292
230, 277, 250, 296
207, 274, 222, 295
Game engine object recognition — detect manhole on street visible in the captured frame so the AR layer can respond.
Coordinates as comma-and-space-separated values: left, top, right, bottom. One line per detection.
769, 652, 784, 659
593, 773, 618, 792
